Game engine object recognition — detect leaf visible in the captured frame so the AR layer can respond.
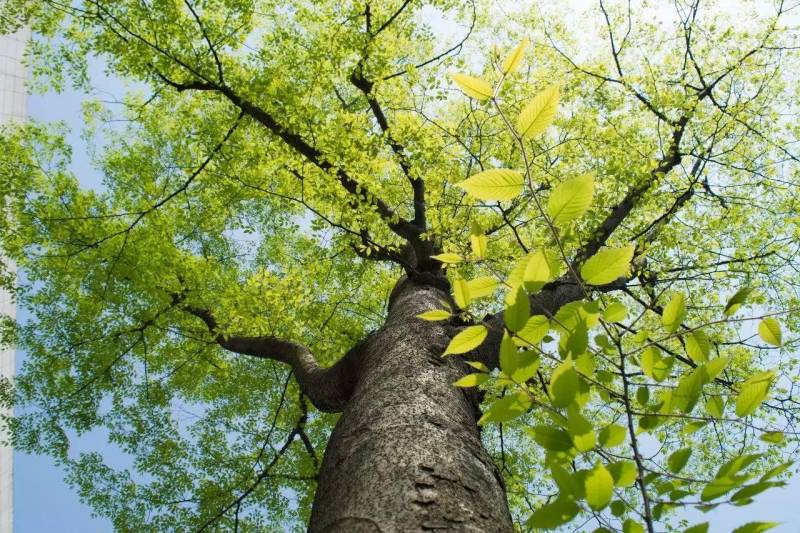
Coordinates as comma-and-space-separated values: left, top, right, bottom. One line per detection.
531, 425, 573, 451
672, 366, 707, 414
550, 358, 579, 407
599, 424, 627, 448
623, 520, 644, 533
499, 334, 518, 376
470, 223, 488, 259
466, 360, 489, 372
466, 276, 498, 299
667, 448, 692, 474
452, 373, 488, 388
735, 371, 775, 417
640, 346, 673, 382
430, 252, 462, 264
443, 325, 488, 355
567, 405, 596, 452
450, 73, 493, 101
685, 523, 710, 533
724, 287, 753, 316
505, 286, 530, 332
662, 292, 686, 333
704, 356, 730, 380
603, 301, 628, 323
731, 523, 779, 533
758, 317, 782, 346
511, 351, 540, 383
501, 38, 530, 74
706, 396, 724, 418
517, 85, 559, 138
478, 391, 531, 425
527, 496, 578, 530
523, 249, 552, 291
514, 315, 549, 347
760, 431, 784, 445
686, 330, 711, 364
547, 173, 594, 227
417, 309, 451, 321
580, 245, 635, 285
453, 276, 471, 309
608, 461, 637, 487
585, 462, 614, 510
457, 168, 524, 201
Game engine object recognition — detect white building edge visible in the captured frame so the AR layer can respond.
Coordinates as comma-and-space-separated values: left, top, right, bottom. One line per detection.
0, 26, 28, 533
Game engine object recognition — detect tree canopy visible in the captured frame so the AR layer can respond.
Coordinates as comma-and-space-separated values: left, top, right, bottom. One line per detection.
1, 0, 800, 531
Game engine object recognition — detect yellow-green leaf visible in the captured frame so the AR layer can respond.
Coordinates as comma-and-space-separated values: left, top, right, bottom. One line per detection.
568, 405, 596, 452
547, 173, 594, 227
443, 325, 487, 355
514, 314, 549, 347
416, 309, 451, 321
505, 286, 529, 333
550, 357, 578, 407
457, 168, 525, 201
431, 252, 462, 264
724, 287, 753, 316
608, 461, 638, 487
735, 371, 775, 417
501, 38, 529, 74
453, 276, 471, 309
585, 462, 614, 510
450, 73, 493, 101
662, 292, 686, 333
470, 222, 488, 259
599, 424, 627, 448
686, 330, 711, 364
523, 249, 552, 291
466, 276, 498, 299
603, 301, 628, 323
478, 391, 531, 425
517, 85, 559, 138
580, 245, 635, 286
667, 448, 692, 474
452, 373, 489, 388
758, 317, 782, 346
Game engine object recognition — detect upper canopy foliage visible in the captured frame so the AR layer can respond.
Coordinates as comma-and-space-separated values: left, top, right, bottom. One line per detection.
1, 0, 800, 530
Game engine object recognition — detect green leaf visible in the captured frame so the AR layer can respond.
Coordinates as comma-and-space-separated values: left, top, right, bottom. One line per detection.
585, 462, 614, 510
527, 496, 578, 530
523, 249, 552, 291
550, 358, 579, 407
514, 315, 549, 347
662, 292, 686, 333
599, 424, 627, 448
567, 405, 596, 452
672, 366, 708, 414
608, 461, 637, 487
443, 325, 488, 355
706, 396, 724, 418
452, 373, 488, 388
580, 245, 635, 285
499, 334, 518, 376
735, 371, 775, 417
430, 252, 462, 264
517, 85, 560, 138
547, 173, 594, 227
465, 360, 489, 372
610, 500, 626, 517
640, 346, 673, 382
603, 301, 628, 322
469, 221, 487, 259
731, 523, 779, 533
623, 519, 644, 533
732, 481, 784, 502
531, 425, 574, 451
760, 431, 785, 445
450, 73, 493, 101
457, 168, 524, 201
686, 330, 711, 363
667, 448, 692, 474
510, 351, 540, 383
724, 287, 753, 316
704, 356, 730, 380
478, 391, 531, 425
685, 523, 710, 533
453, 276, 471, 309
504, 286, 530, 333
760, 461, 792, 482
466, 276, 497, 299
416, 309, 451, 321
758, 317, 782, 346
501, 38, 529, 74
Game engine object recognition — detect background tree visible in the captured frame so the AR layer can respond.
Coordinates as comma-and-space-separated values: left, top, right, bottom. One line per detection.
1, 0, 800, 531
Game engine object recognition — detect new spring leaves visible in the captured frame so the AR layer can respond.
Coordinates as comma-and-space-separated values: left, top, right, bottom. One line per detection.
422, 40, 787, 531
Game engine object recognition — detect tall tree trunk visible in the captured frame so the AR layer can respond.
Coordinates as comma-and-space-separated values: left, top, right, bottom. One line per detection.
308, 277, 513, 532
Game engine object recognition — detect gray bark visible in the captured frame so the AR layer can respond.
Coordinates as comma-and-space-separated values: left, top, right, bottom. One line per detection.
308, 277, 513, 532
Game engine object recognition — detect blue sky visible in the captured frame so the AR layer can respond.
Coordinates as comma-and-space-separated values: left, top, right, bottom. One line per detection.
13, 31, 800, 533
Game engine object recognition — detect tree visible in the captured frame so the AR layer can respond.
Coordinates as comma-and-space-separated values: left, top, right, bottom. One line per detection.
1, 0, 799, 530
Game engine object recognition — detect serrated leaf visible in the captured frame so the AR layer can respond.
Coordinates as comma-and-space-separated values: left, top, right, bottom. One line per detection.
731, 522, 779, 533
443, 325, 487, 355
608, 461, 638, 487
517, 85, 559, 138
580, 245, 635, 285
623, 520, 644, 533
505, 286, 530, 332
568, 405, 596, 452
531, 425, 574, 451
514, 314, 549, 347
499, 334, 517, 376
547, 173, 594, 227
685, 524, 709, 533
603, 301, 628, 322
457, 168, 524, 201
465, 360, 489, 372
758, 317, 782, 346
523, 249, 552, 291
451, 73, 493, 101
725, 287, 753, 316
550, 357, 579, 407
686, 330, 711, 364
706, 396, 724, 418
704, 357, 730, 380
478, 391, 531, 425
527, 496, 579, 529
585, 462, 614, 510
466, 276, 498, 299
452, 373, 489, 388
431, 252, 462, 264
640, 346, 673, 382
501, 38, 529, 74
511, 350, 540, 383
735, 371, 775, 417
760, 431, 784, 445
470, 223, 488, 259
599, 424, 627, 448
417, 309, 451, 321
453, 276, 470, 309
662, 292, 686, 333
667, 448, 692, 474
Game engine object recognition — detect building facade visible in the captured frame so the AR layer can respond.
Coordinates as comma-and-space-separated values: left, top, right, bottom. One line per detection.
0, 26, 28, 533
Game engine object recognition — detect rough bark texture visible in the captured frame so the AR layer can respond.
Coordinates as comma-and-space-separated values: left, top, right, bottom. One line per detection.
308, 277, 513, 532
